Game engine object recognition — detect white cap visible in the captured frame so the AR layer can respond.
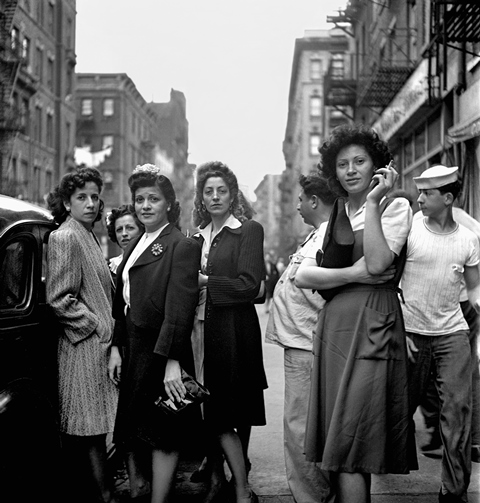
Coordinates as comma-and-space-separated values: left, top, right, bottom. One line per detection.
413, 165, 459, 189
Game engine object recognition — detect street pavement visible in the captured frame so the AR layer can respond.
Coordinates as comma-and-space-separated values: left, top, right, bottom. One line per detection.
114, 306, 480, 502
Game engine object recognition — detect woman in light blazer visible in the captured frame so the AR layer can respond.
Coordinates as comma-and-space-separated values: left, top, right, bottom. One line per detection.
46, 167, 119, 503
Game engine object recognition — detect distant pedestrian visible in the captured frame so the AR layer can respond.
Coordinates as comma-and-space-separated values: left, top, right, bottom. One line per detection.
276, 257, 286, 275
401, 165, 480, 503
266, 172, 336, 503
46, 167, 119, 503
295, 124, 416, 503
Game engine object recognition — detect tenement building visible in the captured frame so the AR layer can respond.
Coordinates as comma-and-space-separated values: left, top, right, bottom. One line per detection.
280, 28, 352, 258
0, 0, 77, 203
75, 73, 194, 256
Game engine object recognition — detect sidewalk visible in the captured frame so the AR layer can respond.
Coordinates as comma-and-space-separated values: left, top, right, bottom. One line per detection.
113, 305, 480, 502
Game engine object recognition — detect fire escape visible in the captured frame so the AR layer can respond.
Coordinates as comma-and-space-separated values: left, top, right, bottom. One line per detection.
325, 2, 417, 115
424, 1, 480, 101
0, 1, 23, 194
324, 7, 357, 120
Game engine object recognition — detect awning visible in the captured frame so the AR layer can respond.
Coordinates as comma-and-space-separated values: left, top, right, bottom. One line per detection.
446, 117, 480, 143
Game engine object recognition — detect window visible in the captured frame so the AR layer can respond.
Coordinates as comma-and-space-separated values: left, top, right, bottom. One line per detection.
47, 2, 55, 34
0, 239, 30, 310
310, 96, 321, 116
309, 133, 321, 156
331, 53, 345, 78
34, 106, 42, 143
103, 99, 114, 117
65, 121, 71, 151
47, 57, 54, 90
33, 165, 41, 202
310, 59, 322, 80
81, 99, 92, 116
66, 67, 73, 96
102, 135, 114, 150
22, 36, 30, 65
35, 47, 43, 82
22, 98, 30, 135
66, 17, 72, 48
11, 26, 19, 54
46, 113, 53, 148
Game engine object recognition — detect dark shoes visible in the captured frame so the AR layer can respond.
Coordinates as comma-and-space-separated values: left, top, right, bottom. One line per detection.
438, 489, 465, 502
472, 444, 480, 463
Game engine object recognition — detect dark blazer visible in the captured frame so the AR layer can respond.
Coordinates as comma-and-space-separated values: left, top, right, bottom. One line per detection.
112, 223, 200, 361
193, 219, 268, 428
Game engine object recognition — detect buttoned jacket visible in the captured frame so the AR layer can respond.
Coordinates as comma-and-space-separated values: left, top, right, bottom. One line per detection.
112, 223, 200, 361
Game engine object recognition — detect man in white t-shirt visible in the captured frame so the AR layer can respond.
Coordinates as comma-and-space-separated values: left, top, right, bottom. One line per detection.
401, 165, 480, 503
266, 173, 336, 503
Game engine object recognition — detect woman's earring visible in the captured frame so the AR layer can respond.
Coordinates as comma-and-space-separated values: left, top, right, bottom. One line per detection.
201, 203, 206, 211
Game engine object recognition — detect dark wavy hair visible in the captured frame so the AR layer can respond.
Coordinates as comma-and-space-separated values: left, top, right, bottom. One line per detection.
318, 124, 392, 197
106, 204, 144, 244
299, 172, 337, 206
47, 167, 104, 225
127, 168, 181, 229
192, 161, 255, 228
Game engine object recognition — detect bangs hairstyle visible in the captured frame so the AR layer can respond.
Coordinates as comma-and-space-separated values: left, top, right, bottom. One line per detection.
47, 167, 104, 225
192, 161, 255, 228
318, 124, 392, 197
106, 204, 144, 244
127, 171, 181, 228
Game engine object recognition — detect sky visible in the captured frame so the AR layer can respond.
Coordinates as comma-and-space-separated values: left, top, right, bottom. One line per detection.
75, 0, 346, 199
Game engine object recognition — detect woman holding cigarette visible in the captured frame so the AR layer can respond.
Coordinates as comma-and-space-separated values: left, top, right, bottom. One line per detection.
295, 124, 416, 503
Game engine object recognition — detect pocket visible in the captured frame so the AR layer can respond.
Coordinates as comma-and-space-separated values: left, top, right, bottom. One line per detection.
356, 305, 398, 360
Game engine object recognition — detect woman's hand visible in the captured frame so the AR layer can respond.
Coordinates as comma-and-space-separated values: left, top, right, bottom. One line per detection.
164, 359, 186, 403
367, 162, 399, 204
108, 345, 122, 386
351, 256, 395, 284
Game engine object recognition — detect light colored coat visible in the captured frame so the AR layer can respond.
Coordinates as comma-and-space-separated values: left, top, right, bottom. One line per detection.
47, 217, 118, 435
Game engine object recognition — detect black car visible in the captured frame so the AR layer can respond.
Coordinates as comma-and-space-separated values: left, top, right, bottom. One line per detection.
0, 194, 64, 502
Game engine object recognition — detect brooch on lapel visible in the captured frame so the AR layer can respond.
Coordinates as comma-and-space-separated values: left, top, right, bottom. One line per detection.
151, 243, 164, 256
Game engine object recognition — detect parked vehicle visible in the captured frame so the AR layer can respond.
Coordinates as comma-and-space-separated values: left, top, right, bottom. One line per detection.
0, 194, 64, 502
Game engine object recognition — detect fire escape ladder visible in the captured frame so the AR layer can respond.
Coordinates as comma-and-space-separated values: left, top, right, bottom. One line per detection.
424, 1, 480, 101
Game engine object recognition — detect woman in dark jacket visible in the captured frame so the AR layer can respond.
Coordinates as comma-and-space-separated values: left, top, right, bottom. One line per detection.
191, 161, 267, 503
108, 164, 200, 503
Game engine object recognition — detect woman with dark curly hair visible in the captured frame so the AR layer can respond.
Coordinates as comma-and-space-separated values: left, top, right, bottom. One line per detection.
106, 204, 144, 278
46, 167, 119, 502
108, 164, 200, 502
296, 124, 416, 503
190, 161, 266, 503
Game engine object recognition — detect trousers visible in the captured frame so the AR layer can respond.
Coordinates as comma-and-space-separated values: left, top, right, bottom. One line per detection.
284, 348, 331, 503
407, 331, 472, 501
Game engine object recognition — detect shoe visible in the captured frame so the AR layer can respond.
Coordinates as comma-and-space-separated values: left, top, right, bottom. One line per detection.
438, 489, 465, 502
472, 445, 480, 463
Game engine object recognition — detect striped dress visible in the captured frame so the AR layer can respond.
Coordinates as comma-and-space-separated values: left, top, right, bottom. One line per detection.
47, 217, 118, 436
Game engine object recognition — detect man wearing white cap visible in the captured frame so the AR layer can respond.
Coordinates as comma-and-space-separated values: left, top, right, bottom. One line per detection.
401, 165, 480, 503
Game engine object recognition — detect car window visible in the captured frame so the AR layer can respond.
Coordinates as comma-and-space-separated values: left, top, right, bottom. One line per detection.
0, 238, 31, 311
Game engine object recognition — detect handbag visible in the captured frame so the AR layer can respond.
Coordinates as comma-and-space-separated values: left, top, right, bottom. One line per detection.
314, 197, 355, 301
154, 369, 210, 415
